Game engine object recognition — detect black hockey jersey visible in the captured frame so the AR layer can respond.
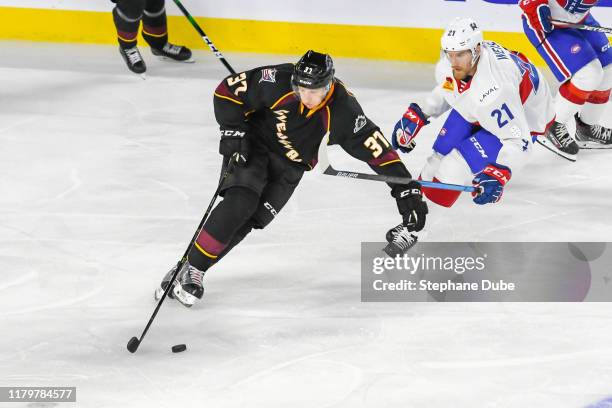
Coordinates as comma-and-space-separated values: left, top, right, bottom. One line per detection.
213, 63, 412, 181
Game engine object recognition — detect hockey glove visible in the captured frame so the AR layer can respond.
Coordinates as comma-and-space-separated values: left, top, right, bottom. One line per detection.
219, 128, 249, 167
392, 182, 428, 232
391, 103, 430, 154
472, 164, 512, 205
519, 0, 553, 33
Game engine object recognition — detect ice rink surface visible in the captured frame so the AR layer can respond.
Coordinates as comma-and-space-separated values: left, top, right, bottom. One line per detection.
1, 42, 612, 408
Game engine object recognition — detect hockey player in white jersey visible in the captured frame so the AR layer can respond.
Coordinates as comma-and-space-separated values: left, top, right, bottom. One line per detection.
520, 0, 612, 160
390, 18, 554, 214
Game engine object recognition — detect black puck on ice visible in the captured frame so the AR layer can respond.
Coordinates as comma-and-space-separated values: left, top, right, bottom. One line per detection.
172, 344, 187, 353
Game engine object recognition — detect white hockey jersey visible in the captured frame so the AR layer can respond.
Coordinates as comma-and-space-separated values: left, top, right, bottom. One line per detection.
549, 0, 597, 25
422, 41, 554, 172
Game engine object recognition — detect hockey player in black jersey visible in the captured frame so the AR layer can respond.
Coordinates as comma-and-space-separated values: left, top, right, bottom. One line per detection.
111, 0, 193, 74
155, 50, 428, 307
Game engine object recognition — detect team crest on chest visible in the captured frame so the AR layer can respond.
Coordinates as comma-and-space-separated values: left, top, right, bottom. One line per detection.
443, 77, 454, 91
259, 68, 277, 83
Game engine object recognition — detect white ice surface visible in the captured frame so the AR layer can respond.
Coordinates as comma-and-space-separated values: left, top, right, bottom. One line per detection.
1, 42, 612, 408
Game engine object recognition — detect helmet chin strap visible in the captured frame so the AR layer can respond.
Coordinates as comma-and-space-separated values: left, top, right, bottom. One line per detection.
470, 42, 483, 67
470, 48, 481, 67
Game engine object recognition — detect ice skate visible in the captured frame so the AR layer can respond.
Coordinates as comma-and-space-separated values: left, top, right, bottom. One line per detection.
119, 46, 147, 75
151, 43, 194, 63
575, 114, 612, 149
154, 264, 179, 301
536, 121, 579, 162
384, 224, 418, 257
172, 262, 205, 307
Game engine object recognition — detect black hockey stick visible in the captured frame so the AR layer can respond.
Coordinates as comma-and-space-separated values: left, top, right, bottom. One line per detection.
171, 0, 237, 75
551, 19, 612, 35
127, 165, 232, 353
316, 140, 479, 193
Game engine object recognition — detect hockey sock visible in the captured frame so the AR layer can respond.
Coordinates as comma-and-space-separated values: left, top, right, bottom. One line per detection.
579, 65, 612, 126
112, 0, 145, 49
556, 59, 604, 124
556, 81, 590, 124
187, 187, 260, 271
142, 0, 168, 49
421, 177, 461, 207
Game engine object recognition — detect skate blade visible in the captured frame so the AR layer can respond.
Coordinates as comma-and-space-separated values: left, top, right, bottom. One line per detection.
154, 283, 175, 301
577, 140, 612, 149
536, 139, 577, 162
172, 285, 198, 308
129, 72, 146, 80
382, 234, 419, 257
153, 55, 195, 63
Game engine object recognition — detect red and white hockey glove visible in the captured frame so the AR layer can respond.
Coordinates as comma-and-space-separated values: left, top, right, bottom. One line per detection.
519, 0, 553, 33
391, 103, 430, 154
472, 164, 512, 205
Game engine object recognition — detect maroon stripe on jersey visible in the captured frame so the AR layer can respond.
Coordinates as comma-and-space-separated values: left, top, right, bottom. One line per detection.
196, 230, 227, 256
117, 30, 138, 41
215, 81, 237, 99
142, 24, 167, 36
368, 150, 400, 167
319, 109, 329, 133
273, 92, 298, 108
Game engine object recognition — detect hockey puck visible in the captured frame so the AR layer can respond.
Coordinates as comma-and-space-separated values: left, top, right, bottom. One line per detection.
172, 344, 187, 353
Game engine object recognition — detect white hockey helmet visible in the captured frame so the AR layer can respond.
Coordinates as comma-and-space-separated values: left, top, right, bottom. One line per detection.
441, 18, 483, 66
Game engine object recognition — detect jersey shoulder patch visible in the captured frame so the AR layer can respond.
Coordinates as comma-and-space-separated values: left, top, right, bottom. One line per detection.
442, 77, 454, 91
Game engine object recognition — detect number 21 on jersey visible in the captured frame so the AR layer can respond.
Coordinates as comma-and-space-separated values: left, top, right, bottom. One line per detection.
491, 103, 514, 128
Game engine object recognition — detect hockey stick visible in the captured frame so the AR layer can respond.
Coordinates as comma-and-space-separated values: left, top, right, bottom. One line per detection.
171, 0, 237, 75
316, 140, 479, 193
127, 165, 232, 353
550, 19, 612, 35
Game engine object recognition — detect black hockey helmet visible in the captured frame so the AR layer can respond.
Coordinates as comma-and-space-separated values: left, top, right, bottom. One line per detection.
292, 50, 335, 89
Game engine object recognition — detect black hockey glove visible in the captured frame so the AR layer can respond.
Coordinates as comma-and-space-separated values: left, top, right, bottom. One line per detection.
392, 181, 428, 232
219, 127, 249, 167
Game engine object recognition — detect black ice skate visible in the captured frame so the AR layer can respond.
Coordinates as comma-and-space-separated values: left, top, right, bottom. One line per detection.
119, 46, 147, 75
172, 262, 205, 307
575, 114, 612, 149
536, 121, 579, 162
151, 43, 194, 63
154, 264, 179, 301
383, 224, 418, 257
385, 223, 405, 243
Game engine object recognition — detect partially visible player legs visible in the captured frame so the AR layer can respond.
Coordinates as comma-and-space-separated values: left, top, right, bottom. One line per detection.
158, 152, 304, 307
154, 186, 260, 305
573, 16, 612, 148
421, 149, 476, 207
421, 110, 484, 208
522, 17, 603, 160
143, 0, 193, 62
113, 0, 147, 74
575, 68, 612, 148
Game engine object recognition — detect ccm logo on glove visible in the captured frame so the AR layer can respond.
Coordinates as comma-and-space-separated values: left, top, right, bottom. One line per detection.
399, 188, 422, 198
220, 130, 246, 137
